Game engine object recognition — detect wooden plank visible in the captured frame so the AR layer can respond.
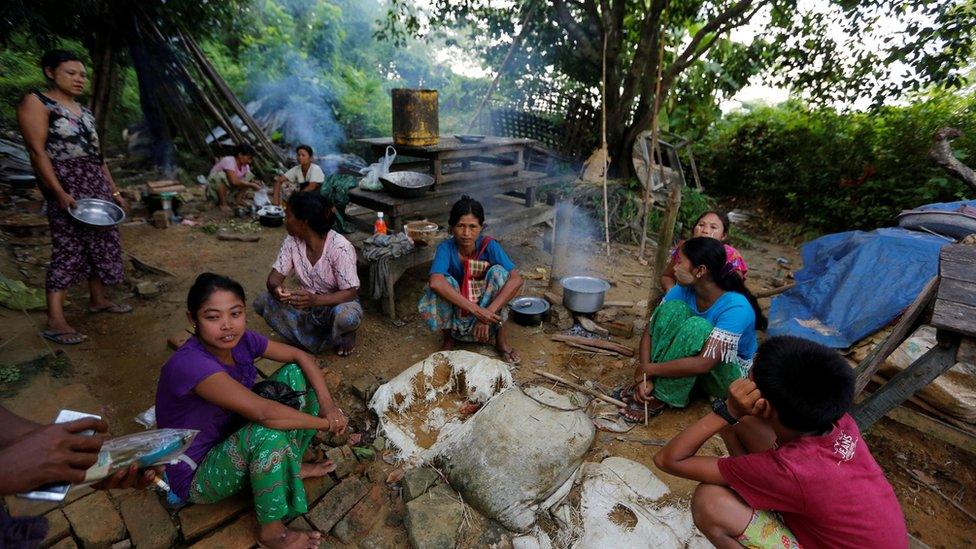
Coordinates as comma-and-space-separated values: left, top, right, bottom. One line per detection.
935, 278, 976, 307
438, 163, 520, 184
932, 299, 976, 337
939, 259, 976, 284
854, 277, 939, 394
879, 405, 976, 456
941, 243, 976, 264
357, 136, 534, 154
852, 340, 960, 430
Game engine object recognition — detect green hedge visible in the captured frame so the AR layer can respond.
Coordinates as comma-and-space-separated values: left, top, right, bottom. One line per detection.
696, 95, 975, 232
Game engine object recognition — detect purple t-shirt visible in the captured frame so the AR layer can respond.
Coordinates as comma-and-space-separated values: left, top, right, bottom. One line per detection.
155, 330, 268, 499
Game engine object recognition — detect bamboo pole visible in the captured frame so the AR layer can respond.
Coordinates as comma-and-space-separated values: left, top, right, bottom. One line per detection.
464, 5, 536, 133
600, 30, 611, 256
638, 36, 667, 260
648, 180, 681, 308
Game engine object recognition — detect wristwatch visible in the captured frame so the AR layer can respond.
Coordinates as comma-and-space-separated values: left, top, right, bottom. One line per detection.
712, 399, 739, 425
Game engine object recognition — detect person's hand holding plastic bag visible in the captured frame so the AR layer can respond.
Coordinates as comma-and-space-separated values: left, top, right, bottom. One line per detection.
358, 145, 396, 191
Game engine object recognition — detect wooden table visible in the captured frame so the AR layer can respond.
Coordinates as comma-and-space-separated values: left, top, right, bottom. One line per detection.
852, 245, 975, 437
350, 136, 554, 230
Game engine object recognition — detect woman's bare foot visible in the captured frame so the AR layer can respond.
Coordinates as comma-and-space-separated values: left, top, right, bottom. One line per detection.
219, 203, 231, 213
258, 521, 322, 549
335, 333, 357, 357
440, 330, 455, 351
299, 460, 336, 479
495, 325, 520, 364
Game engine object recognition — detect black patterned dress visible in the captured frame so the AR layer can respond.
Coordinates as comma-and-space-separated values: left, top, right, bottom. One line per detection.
33, 91, 123, 291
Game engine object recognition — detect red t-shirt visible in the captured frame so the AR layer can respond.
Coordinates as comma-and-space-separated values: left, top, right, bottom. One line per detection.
717, 414, 907, 548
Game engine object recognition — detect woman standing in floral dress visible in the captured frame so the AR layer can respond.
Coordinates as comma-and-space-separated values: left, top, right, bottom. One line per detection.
17, 50, 131, 345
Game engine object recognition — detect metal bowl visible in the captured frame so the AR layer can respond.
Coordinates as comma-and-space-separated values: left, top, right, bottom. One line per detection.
455, 134, 486, 144
69, 198, 125, 228
380, 171, 434, 198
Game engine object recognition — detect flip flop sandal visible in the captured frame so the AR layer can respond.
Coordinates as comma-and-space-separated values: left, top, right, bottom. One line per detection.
612, 386, 636, 404
618, 397, 667, 424
88, 303, 133, 314
41, 330, 89, 345
502, 350, 522, 365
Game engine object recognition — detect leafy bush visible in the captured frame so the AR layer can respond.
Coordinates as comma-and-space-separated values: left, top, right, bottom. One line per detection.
696, 94, 975, 232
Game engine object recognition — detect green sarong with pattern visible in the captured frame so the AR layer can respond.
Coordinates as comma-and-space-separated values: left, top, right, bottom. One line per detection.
650, 299, 744, 408
188, 363, 317, 524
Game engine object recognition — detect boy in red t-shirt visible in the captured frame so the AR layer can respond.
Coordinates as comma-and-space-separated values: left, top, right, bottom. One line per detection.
654, 336, 908, 548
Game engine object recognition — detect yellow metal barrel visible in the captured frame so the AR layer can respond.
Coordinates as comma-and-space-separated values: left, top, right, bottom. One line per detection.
392, 89, 439, 147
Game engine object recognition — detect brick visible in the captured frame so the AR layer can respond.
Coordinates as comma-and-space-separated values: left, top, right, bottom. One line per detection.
351, 375, 380, 401
306, 478, 368, 533
41, 509, 71, 548
325, 445, 357, 479
404, 484, 463, 549
178, 493, 250, 541
187, 512, 257, 549
117, 490, 178, 549
332, 484, 387, 543
401, 468, 439, 502
63, 491, 125, 548
302, 474, 337, 506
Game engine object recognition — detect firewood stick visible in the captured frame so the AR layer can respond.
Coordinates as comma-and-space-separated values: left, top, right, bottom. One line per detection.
621, 272, 654, 278
534, 370, 627, 407
755, 283, 795, 298
603, 300, 636, 308
551, 334, 634, 356
565, 342, 620, 356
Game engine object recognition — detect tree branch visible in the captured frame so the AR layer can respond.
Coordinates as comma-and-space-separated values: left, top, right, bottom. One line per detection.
618, 0, 667, 114
666, 0, 763, 80
553, 0, 602, 63
930, 127, 976, 191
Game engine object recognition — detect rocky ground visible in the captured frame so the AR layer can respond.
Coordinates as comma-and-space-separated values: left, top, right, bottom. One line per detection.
0, 185, 973, 548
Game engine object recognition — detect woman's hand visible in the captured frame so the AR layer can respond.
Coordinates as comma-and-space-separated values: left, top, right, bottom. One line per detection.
273, 286, 291, 301
287, 289, 315, 309
633, 378, 654, 403
320, 406, 347, 434
92, 464, 163, 490
112, 192, 129, 212
473, 321, 490, 343
471, 306, 501, 325
56, 191, 77, 211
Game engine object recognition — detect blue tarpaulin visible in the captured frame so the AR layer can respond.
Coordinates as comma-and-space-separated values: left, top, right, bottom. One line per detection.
768, 227, 947, 349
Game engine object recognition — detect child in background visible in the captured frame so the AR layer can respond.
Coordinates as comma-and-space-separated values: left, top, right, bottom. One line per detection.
654, 336, 908, 548
661, 210, 747, 291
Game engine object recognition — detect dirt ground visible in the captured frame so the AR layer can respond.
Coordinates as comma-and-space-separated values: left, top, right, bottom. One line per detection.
1, 198, 974, 547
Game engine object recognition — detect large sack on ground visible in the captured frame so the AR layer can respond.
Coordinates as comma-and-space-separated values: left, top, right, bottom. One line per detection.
438, 386, 596, 532
880, 325, 976, 424
369, 350, 514, 464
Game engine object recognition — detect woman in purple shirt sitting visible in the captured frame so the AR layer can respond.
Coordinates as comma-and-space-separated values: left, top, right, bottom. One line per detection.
156, 273, 346, 549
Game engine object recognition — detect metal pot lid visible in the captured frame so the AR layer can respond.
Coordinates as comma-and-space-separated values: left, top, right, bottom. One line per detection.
510, 296, 550, 315
560, 276, 611, 293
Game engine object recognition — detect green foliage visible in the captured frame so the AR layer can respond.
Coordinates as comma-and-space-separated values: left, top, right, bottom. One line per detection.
697, 93, 975, 232
0, 366, 21, 385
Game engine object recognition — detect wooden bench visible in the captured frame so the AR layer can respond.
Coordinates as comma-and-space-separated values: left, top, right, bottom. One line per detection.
852, 244, 974, 433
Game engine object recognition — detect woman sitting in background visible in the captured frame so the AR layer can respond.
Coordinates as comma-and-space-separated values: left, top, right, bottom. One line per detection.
621, 236, 766, 422
660, 210, 747, 292
418, 196, 524, 363
253, 192, 362, 356
156, 273, 346, 549
205, 144, 264, 211
272, 144, 324, 206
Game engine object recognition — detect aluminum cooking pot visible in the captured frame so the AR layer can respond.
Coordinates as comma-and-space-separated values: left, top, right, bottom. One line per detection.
509, 296, 550, 326
560, 276, 610, 313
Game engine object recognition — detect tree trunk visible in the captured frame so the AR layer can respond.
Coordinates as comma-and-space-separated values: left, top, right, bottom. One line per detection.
129, 33, 176, 170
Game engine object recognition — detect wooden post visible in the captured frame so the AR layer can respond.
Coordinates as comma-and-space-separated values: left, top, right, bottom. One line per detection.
852, 338, 960, 430
600, 30, 611, 256
647, 180, 681, 309
549, 200, 573, 292
853, 276, 939, 394
638, 37, 667, 260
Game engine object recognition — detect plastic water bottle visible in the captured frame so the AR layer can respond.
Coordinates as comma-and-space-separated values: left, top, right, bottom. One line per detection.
374, 211, 388, 235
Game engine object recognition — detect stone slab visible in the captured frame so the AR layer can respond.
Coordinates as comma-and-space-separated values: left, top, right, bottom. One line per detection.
306, 477, 368, 533
62, 491, 126, 549
41, 509, 71, 548
302, 474, 337, 506
187, 512, 257, 549
401, 468, 439, 502
325, 445, 358, 479
404, 484, 463, 549
48, 537, 79, 549
117, 490, 178, 549
178, 493, 250, 541
332, 484, 387, 543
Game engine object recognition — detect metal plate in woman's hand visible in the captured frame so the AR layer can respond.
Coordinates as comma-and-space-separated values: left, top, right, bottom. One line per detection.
69, 198, 125, 227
